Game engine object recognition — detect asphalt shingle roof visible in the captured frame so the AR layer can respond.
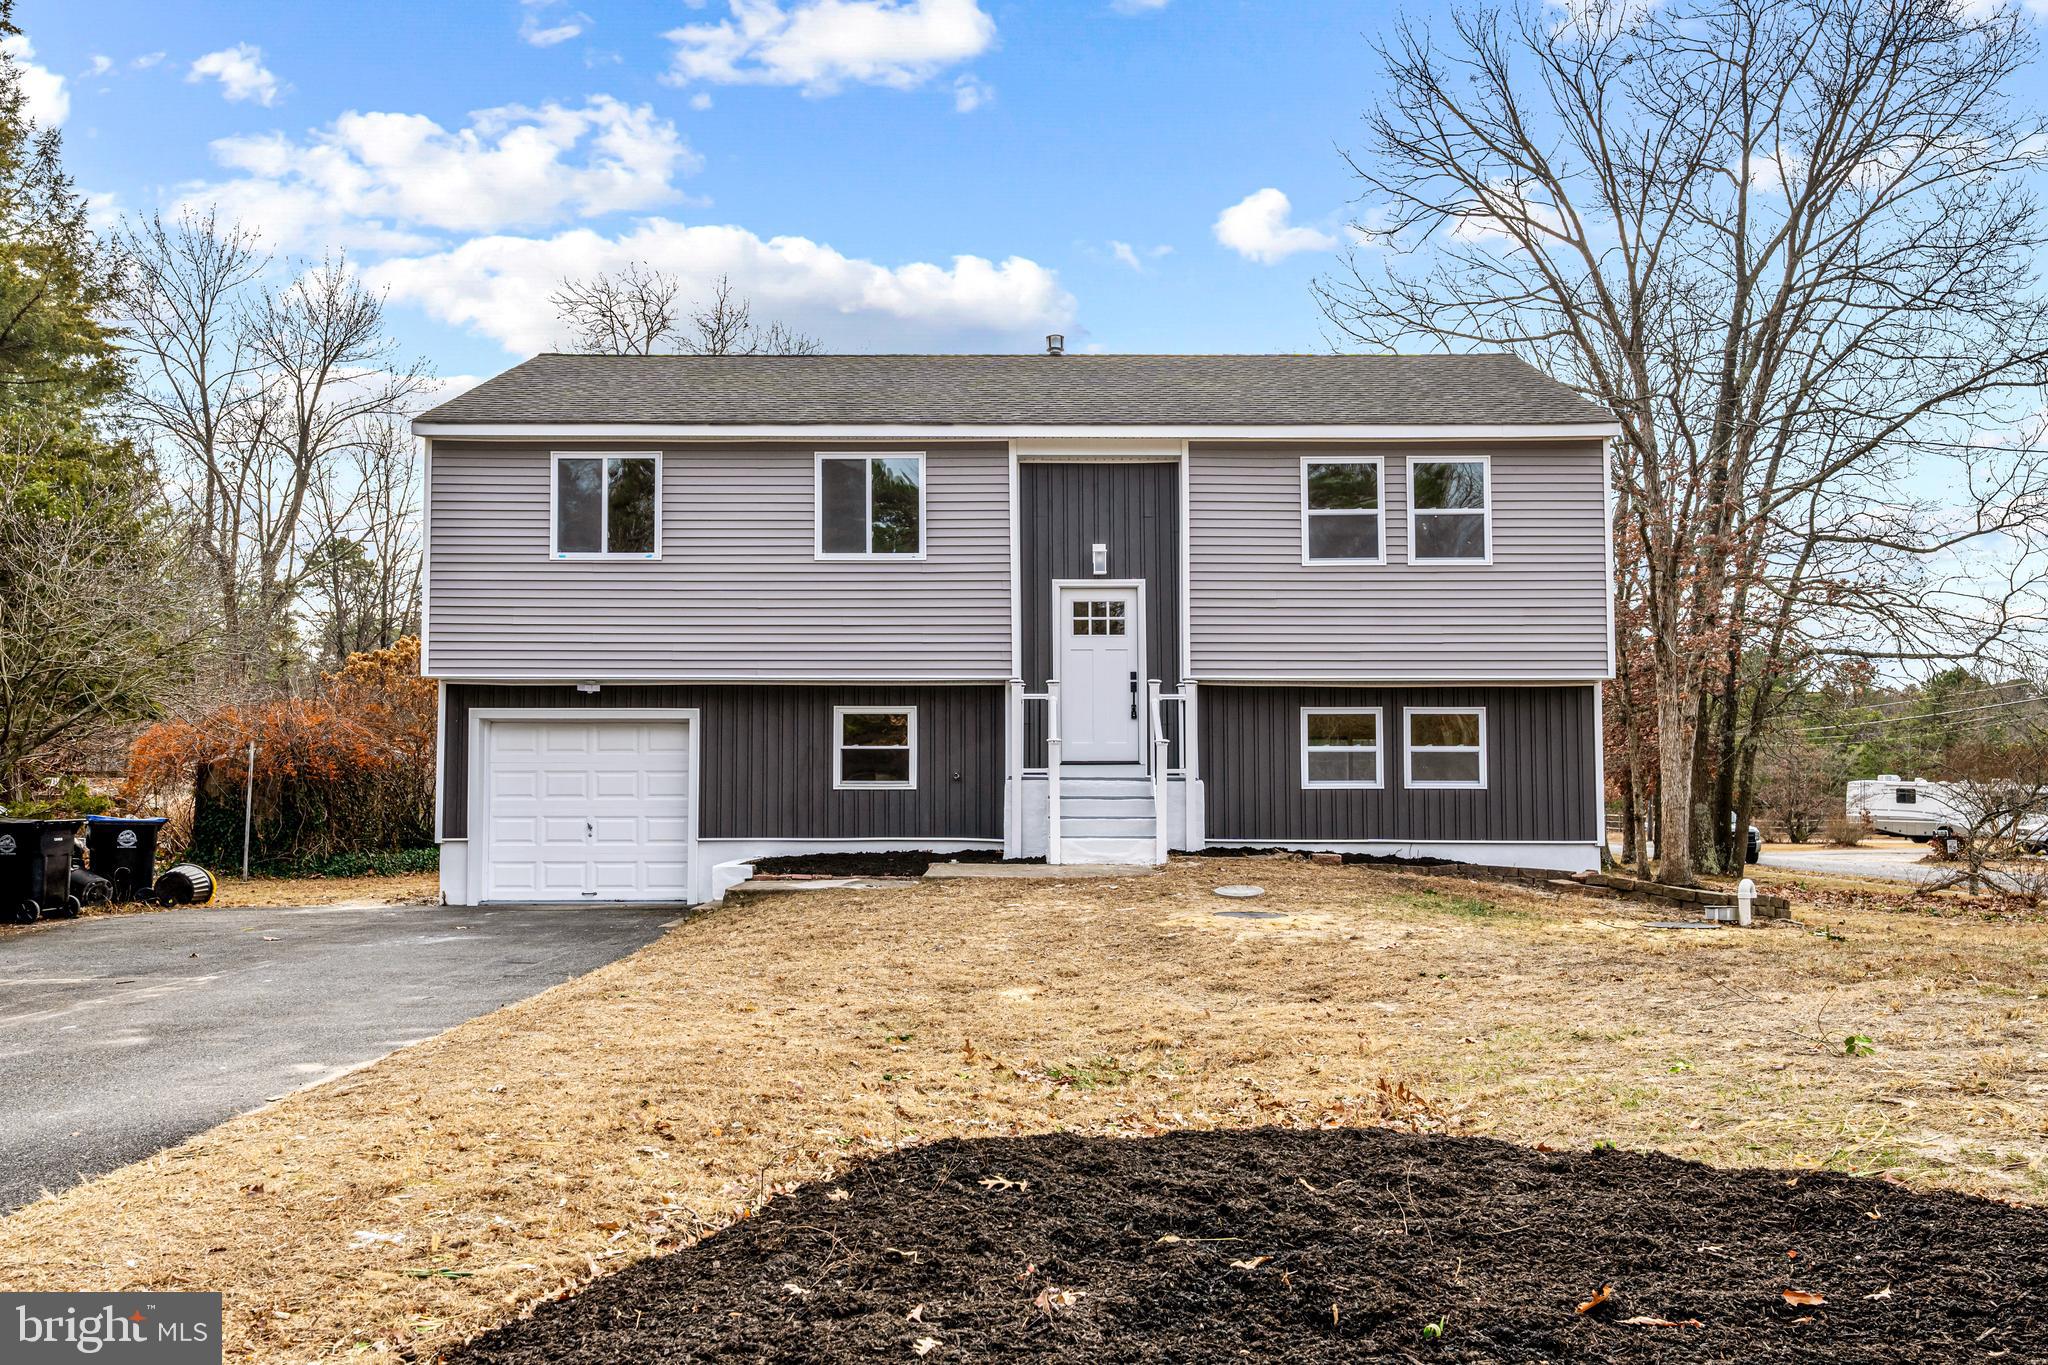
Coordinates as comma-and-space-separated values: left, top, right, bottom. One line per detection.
416, 352, 1609, 428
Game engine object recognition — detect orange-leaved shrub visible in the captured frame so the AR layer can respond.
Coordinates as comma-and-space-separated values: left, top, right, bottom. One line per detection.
126, 638, 435, 869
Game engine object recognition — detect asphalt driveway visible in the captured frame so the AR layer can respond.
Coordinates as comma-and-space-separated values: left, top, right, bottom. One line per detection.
0, 904, 676, 1212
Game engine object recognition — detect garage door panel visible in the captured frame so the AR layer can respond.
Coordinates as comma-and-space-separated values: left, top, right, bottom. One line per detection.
481, 717, 691, 904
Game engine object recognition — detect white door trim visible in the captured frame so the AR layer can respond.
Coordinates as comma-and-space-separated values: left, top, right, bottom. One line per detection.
466, 707, 703, 905
1051, 579, 1146, 763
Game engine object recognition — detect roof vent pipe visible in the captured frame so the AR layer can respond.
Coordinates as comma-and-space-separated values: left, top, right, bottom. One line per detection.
1045, 333, 1064, 356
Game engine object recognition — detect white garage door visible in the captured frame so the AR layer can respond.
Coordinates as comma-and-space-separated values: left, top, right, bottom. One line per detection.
481, 719, 691, 902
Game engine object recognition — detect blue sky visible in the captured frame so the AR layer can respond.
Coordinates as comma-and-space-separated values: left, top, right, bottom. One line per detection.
18, 0, 1397, 385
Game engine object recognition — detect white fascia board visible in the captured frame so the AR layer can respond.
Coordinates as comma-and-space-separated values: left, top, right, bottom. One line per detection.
413, 421, 1623, 443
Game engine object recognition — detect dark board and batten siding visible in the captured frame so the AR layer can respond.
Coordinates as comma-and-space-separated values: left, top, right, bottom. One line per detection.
1201, 685, 1599, 845
1019, 461, 1183, 767
442, 684, 1003, 841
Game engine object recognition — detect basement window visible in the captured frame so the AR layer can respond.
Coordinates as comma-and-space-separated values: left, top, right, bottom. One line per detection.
553, 453, 659, 558
817, 453, 925, 558
1404, 707, 1487, 789
1301, 457, 1384, 564
834, 707, 917, 789
1301, 708, 1382, 789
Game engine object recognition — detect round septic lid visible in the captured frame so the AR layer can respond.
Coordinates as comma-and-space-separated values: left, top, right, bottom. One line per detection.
1213, 884, 1265, 899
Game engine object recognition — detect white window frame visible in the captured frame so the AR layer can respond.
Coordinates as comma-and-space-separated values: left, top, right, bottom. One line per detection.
832, 705, 918, 790
814, 451, 928, 561
1300, 706, 1384, 790
1299, 455, 1386, 566
549, 451, 662, 560
1405, 454, 1493, 566
1403, 705, 1488, 790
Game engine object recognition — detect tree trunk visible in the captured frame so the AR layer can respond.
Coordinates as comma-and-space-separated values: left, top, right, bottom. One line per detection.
1655, 680, 1699, 885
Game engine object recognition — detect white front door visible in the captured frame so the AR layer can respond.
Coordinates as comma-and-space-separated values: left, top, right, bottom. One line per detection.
481, 719, 691, 902
1058, 586, 1142, 763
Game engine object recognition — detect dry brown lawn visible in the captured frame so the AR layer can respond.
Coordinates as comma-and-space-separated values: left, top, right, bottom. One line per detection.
1, 858, 2043, 1362
207, 871, 439, 908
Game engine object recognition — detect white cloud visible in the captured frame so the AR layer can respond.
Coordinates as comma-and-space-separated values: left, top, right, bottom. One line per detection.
180, 97, 697, 248
689, 91, 714, 110
1447, 177, 1567, 245
1212, 188, 1335, 264
1, 36, 69, 127
663, 0, 996, 95
1107, 240, 1171, 272
1111, 0, 1170, 11
951, 72, 992, 112
85, 54, 115, 78
519, 0, 589, 47
366, 217, 1075, 355
133, 52, 167, 70
188, 43, 284, 107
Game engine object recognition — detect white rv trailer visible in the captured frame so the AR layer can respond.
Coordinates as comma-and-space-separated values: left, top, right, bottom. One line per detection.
1847, 776, 2048, 848
1845, 777, 1961, 840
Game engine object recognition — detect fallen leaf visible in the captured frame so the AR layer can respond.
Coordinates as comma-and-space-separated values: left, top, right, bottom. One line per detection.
979, 1175, 1028, 1192
1229, 1256, 1272, 1271
906, 1305, 925, 1322
1033, 1287, 1082, 1315
911, 1337, 941, 1357
1577, 1284, 1614, 1315
1864, 1287, 1893, 1301
1865, 1210, 1883, 1221
1620, 1316, 1703, 1328
1154, 1235, 1183, 1246
1782, 1290, 1826, 1306
826, 1188, 851, 1202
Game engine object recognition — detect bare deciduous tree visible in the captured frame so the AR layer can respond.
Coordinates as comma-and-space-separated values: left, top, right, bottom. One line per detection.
552, 269, 822, 356
120, 211, 432, 687
304, 417, 422, 666
1319, 0, 2048, 883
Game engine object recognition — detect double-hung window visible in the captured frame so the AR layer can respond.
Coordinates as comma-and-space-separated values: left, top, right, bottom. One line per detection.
1301, 708, 1382, 789
1408, 457, 1490, 563
1404, 707, 1486, 789
834, 706, 916, 789
553, 453, 660, 558
1301, 457, 1383, 564
817, 453, 924, 558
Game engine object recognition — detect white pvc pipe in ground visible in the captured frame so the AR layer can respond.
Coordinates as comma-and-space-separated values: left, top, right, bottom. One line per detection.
1736, 877, 1755, 928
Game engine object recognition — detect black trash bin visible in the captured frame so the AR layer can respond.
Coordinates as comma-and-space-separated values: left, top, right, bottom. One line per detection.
0, 819, 83, 922
85, 816, 169, 903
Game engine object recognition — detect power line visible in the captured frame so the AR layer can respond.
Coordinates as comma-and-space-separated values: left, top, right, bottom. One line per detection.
1822, 680, 2040, 716
1796, 692, 2048, 738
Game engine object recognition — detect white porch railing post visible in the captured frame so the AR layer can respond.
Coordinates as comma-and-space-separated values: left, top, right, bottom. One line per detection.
1004, 679, 1024, 859
1045, 678, 1062, 866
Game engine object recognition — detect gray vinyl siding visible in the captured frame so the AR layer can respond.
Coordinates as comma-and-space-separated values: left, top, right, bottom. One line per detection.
441, 683, 1002, 841
1201, 684, 1599, 844
1188, 441, 1610, 680
1019, 461, 1182, 767
426, 441, 1009, 679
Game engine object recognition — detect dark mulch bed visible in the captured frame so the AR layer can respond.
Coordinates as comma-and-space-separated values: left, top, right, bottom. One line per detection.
448, 1127, 2048, 1363
1199, 845, 1456, 867
746, 850, 1018, 878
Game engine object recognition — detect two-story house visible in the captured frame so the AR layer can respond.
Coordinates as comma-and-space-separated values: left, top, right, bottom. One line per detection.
414, 347, 1618, 906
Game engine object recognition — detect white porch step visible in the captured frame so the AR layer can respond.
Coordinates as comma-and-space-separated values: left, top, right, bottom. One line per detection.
1062, 762, 1149, 779
1062, 816, 1155, 838
1058, 778, 1152, 800
1063, 796, 1155, 817
1058, 835, 1157, 866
